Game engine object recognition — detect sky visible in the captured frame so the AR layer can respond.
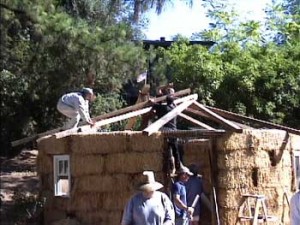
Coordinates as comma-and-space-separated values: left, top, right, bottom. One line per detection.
143, 0, 272, 40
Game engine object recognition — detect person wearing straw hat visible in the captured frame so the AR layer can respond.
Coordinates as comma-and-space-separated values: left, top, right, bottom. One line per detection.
290, 181, 300, 225
121, 171, 175, 225
57, 87, 95, 130
172, 166, 194, 225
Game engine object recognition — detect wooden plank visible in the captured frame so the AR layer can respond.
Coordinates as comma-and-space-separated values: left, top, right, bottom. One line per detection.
206, 105, 300, 136
143, 98, 198, 136
160, 129, 226, 138
55, 107, 153, 139
192, 102, 243, 132
179, 113, 216, 130
11, 88, 191, 147
185, 107, 212, 119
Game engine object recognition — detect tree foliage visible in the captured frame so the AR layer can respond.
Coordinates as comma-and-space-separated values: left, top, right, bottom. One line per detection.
0, 0, 147, 154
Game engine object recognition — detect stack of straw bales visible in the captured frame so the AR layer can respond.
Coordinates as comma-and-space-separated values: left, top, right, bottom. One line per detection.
215, 129, 298, 225
37, 128, 300, 225
37, 131, 165, 225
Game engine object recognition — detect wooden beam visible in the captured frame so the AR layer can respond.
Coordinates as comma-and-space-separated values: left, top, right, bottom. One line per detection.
179, 113, 216, 130
161, 129, 226, 138
11, 88, 191, 147
143, 98, 198, 136
185, 107, 211, 118
192, 102, 243, 132
54, 107, 153, 139
206, 106, 300, 135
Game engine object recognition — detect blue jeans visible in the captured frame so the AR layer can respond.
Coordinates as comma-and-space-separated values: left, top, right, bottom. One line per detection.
175, 217, 189, 225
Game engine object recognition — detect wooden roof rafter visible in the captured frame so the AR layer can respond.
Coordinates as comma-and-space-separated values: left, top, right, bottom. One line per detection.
143, 97, 198, 136
206, 106, 300, 136
188, 102, 243, 133
178, 113, 216, 130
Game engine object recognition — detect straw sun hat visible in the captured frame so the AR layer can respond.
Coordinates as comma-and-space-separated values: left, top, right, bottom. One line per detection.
138, 171, 163, 192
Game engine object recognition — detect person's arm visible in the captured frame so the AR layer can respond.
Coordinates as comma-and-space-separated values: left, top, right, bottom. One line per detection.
121, 198, 134, 225
173, 193, 194, 216
77, 98, 95, 126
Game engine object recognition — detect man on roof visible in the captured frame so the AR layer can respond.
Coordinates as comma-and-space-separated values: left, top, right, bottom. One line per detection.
57, 87, 95, 130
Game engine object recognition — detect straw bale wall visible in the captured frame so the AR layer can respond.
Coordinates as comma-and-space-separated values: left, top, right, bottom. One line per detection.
37, 129, 299, 225
216, 129, 298, 225
37, 131, 169, 225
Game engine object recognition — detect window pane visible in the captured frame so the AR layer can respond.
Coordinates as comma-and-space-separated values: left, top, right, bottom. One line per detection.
64, 160, 68, 174
59, 161, 63, 174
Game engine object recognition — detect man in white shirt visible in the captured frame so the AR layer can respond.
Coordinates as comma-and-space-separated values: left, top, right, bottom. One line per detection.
290, 181, 300, 225
57, 88, 95, 129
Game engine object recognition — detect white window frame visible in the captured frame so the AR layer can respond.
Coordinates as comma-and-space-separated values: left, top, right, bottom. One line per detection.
53, 155, 70, 197
293, 150, 300, 189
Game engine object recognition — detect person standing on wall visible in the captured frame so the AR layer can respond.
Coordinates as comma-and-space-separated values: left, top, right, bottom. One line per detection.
121, 171, 175, 225
150, 85, 182, 175
290, 181, 300, 225
57, 87, 95, 130
172, 166, 194, 225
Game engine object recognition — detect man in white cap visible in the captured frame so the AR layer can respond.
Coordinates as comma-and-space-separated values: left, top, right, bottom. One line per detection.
290, 181, 300, 225
121, 171, 175, 225
57, 88, 95, 129
172, 166, 194, 225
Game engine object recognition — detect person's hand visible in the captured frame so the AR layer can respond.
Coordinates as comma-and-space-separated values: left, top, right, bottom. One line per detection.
187, 207, 194, 217
88, 120, 96, 127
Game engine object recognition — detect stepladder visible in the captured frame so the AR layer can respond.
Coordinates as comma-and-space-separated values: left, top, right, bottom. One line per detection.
237, 194, 278, 225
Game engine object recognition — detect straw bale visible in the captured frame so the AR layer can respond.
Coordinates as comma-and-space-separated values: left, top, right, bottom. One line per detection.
257, 167, 291, 188
218, 207, 239, 225
217, 188, 240, 208
44, 209, 67, 225
70, 133, 127, 154
127, 132, 164, 152
102, 191, 133, 210
105, 152, 162, 173
76, 209, 121, 225
217, 150, 255, 169
70, 192, 104, 211
50, 218, 80, 225
218, 168, 253, 189
216, 129, 291, 152
76, 174, 132, 193
37, 135, 69, 154
37, 151, 53, 174
40, 174, 53, 190
51, 197, 71, 211
216, 132, 252, 151
71, 154, 104, 176
290, 133, 300, 149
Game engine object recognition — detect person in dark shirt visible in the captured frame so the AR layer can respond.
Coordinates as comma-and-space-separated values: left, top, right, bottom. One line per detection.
151, 89, 181, 174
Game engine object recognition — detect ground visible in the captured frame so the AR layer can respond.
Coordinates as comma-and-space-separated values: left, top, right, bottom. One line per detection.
0, 149, 39, 224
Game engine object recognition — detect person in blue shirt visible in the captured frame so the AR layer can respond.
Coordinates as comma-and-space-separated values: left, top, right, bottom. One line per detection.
121, 171, 175, 225
172, 166, 194, 225
185, 164, 212, 225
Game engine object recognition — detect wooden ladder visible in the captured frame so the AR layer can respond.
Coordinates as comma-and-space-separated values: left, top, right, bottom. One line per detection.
237, 194, 277, 225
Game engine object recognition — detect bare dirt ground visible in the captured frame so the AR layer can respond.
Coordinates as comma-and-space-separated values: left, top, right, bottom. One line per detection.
0, 149, 39, 224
